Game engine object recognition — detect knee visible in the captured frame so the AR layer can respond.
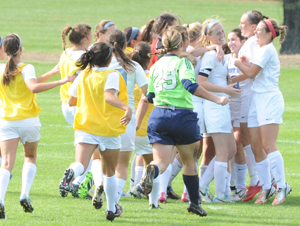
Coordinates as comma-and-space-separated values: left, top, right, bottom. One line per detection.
261, 141, 276, 153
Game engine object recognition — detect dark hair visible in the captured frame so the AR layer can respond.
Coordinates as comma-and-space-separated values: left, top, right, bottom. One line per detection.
173, 25, 189, 44
94, 20, 114, 40
152, 12, 178, 36
263, 19, 288, 43
76, 42, 112, 71
246, 10, 269, 25
62, 23, 91, 50
2, 34, 22, 86
127, 42, 151, 70
229, 28, 247, 42
124, 27, 139, 45
222, 43, 231, 54
141, 19, 155, 43
106, 30, 135, 74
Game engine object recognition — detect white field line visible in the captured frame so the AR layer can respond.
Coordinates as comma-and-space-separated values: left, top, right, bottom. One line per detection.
277, 140, 300, 145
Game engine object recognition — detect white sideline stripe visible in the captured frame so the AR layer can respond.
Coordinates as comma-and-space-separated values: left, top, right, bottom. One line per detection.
277, 140, 300, 145
286, 173, 300, 177
38, 142, 73, 146
43, 124, 71, 128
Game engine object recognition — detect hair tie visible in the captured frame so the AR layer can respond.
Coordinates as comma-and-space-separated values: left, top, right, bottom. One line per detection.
205, 20, 217, 35
264, 20, 276, 39
127, 27, 139, 45
102, 21, 115, 32
71, 27, 74, 30
0, 37, 3, 47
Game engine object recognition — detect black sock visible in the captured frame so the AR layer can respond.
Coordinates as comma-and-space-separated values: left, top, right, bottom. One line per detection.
150, 164, 159, 179
183, 174, 199, 205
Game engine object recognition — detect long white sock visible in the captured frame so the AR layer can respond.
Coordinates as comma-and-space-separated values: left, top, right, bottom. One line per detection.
20, 162, 37, 199
256, 158, 271, 190
134, 166, 144, 186
168, 157, 182, 186
149, 176, 160, 207
130, 154, 137, 189
199, 156, 216, 188
0, 169, 10, 204
160, 164, 172, 194
0, 157, 2, 166
244, 145, 259, 186
91, 160, 103, 188
225, 172, 231, 197
268, 150, 286, 189
229, 158, 236, 187
103, 175, 117, 212
116, 178, 126, 203
235, 163, 247, 190
199, 165, 207, 178
73, 157, 92, 185
214, 161, 228, 199
69, 162, 84, 178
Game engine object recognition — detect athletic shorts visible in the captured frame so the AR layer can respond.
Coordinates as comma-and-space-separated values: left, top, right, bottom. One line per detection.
121, 114, 136, 152
204, 106, 232, 133
0, 126, 40, 144
74, 129, 121, 151
193, 100, 205, 134
147, 108, 202, 145
248, 91, 284, 128
230, 101, 241, 128
240, 87, 254, 123
61, 101, 76, 126
135, 136, 152, 155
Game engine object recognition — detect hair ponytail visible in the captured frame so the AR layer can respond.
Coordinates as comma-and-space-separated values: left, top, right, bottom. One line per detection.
141, 19, 155, 43
62, 24, 91, 50
127, 42, 151, 70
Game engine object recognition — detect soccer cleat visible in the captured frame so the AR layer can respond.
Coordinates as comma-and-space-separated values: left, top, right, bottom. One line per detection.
158, 192, 167, 203
92, 185, 104, 209
181, 192, 190, 202
59, 168, 74, 197
78, 171, 93, 199
70, 184, 79, 198
20, 197, 34, 213
106, 204, 123, 222
167, 186, 180, 200
212, 195, 234, 203
129, 184, 144, 198
255, 186, 276, 204
85, 194, 93, 200
242, 181, 262, 202
272, 183, 292, 206
121, 189, 131, 198
141, 165, 155, 195
0, 203, 5, 219
199, 187, 213, 203
187, 202, 207, 217
149, 204, 162, 209
230, 189, 247, 202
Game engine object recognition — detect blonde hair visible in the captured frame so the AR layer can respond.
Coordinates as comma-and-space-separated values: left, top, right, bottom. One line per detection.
94, 20, 114, 40
199, 19, 221, 47
184, 22, 202, 41
173, 25, 189, 43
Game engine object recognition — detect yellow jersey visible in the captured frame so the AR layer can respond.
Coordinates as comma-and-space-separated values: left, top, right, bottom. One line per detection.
133, 71, 154, 137
59, 49, 81, 103
125, 47, 133, 54
0, 64, 41, 120
74, 69, 128, 136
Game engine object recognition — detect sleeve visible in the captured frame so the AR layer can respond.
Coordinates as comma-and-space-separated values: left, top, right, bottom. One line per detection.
252, 46, 271, 69
199, 51, 217, 77
178, 58, 196, 83
22, 64, 37, 82
68, 76, 80, 97
147, 67, 155, 94
105, 71, 120, 92
134, 63, 148, 88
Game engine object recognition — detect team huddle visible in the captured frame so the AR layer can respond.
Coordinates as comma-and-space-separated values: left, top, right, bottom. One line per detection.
0, 10, 292, 221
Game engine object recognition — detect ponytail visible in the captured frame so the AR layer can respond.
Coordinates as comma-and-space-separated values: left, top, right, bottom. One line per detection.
127, 42, 151, 70
62, 24, 92, 50
141, 19, 155, 43
62, 26, 72, 50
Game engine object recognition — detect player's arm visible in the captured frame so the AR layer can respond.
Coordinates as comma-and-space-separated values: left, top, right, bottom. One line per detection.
36, 64, 60, 83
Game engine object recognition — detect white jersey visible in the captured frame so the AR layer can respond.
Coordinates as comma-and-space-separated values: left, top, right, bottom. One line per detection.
108, 57, 148, 113
252, 43, 281, 93
224, 54, 241, 102
238, 35, 259, 88
65, 49, 85, 61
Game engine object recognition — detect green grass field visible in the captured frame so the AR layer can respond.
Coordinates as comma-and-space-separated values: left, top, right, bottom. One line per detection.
1, 0, 300, 225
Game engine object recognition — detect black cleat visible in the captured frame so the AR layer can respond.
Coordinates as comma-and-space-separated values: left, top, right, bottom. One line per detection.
59, 168, 75, 197
20, 198, 34, 213
141, 165, 155, 195
106, 204, 123, 221
187, 202, 207, 217
92, 185, 104, 209
70, 184, 79, 198
167, 186, 180, 200
0, 203, 5, 219
149, 204, 162, 209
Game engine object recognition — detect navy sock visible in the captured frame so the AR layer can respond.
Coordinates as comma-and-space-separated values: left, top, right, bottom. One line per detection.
150, 164, 159, 179
183, 174, 199, 205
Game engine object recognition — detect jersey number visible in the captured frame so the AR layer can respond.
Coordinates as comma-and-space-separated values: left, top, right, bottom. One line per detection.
153, 68, 177, 92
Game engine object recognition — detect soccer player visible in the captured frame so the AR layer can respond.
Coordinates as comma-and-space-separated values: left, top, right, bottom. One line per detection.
0, 36, 5, 167
94, 20, 117, 43
124, 27, 142, 53
0, 34, 74, 219
234, 19, 291, 205
197, 19, 241, 202
60, 42, 131, 221
141, 28, 229, 215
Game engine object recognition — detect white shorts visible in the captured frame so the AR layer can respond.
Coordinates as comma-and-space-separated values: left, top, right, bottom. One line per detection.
204, 106, 232, 133
240, 87, 254, 123
193, 100, 205, 134
62, 101, 76, 126
120, 114, 136, 152
74, 129, 121, 151
0, 126, 40, 144
248, 91, 284, 128
135, 136, 152, 155
230, 101, 241, 128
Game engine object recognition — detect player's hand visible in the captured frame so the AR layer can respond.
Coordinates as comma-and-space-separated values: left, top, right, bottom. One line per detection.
50, 64, 60, 75
60, 75, 75, 85
120, 107, 132, 126
224, 83, 243, 97
217, 96, 230, 106
216, 45, 224, 62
